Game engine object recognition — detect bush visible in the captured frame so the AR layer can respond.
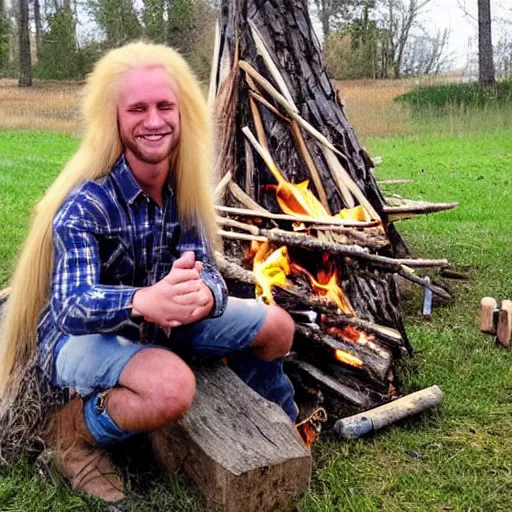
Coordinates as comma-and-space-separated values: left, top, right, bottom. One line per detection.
396, 80, 512, 112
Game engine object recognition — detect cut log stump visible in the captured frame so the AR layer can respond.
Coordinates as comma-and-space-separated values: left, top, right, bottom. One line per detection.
164, 363, 312, 512
497, 300, 512, 348
480, 296, 498, 334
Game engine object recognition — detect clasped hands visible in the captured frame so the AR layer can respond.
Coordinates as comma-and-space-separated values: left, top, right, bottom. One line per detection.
131, 251, 214, 329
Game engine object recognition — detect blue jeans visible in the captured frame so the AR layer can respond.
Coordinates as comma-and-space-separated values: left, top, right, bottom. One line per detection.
54, 297, 296, 444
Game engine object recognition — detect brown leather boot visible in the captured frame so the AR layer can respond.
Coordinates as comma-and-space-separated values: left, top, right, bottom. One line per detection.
50, 397, 126, 505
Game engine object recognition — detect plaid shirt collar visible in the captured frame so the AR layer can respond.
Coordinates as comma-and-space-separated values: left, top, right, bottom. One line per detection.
112, 154, 174, 206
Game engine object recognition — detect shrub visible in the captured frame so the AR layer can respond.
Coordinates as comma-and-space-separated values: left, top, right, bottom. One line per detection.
395, 80, 512, 112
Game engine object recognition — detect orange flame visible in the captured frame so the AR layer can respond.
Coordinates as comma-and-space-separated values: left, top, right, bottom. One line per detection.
334, 349, 364, 367
275, 180, 375, 223
290, 262, 356, 316
327, 324, 387, 358
251, 241, 290, 304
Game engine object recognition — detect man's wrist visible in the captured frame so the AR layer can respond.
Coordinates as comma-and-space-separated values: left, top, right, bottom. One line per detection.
130, 289, 144, 317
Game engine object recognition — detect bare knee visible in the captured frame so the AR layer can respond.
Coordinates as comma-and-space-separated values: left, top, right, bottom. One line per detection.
155, 362, 196, 422
119, 348, 196, 424
251, 305, 295, 361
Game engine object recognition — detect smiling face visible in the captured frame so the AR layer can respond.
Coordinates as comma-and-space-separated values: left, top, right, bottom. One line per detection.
117, 66, 181, 175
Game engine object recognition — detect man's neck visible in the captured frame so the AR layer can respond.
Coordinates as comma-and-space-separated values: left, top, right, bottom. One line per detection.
125, 152, 170, 207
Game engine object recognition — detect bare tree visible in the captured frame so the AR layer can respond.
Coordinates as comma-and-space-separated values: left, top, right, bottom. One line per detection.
401, 27, 451, 76
18, 0, 31, 86
477, 0, 495, 85
380, 0, 432, 79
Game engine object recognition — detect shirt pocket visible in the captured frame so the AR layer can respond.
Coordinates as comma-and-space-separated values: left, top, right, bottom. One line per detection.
100, 238, 136, 284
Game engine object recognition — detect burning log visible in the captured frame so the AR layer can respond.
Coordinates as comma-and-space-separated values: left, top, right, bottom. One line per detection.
294, 324, 392, 387
333, 385, 444, 439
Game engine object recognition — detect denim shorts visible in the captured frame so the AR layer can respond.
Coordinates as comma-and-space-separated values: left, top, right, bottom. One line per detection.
54, 297, 269, 397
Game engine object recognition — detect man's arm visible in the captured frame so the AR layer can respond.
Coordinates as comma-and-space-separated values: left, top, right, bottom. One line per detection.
51, 217, 140, 335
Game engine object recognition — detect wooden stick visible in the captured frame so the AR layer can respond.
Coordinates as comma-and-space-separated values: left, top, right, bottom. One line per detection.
215, 205, 379, 228
227, 182, 269, 213
393, 258, 451, 268
214, 171, 232, 205
216, 216, 260, 236
290, 121, 331, 214
207, 21, 221, 108
219, 230, 267, 243
321, 146, 354, 208
378, 179, 412, 185
248, 20, 298, 110
216, 253, 256, 284
333, 385, 443, 439
239, 61, 347, 161
249, 91, 291, 123
384, 202, 459, 219
242, 126, 286, 185
398, 270, 453, 300
249, 96, 271, 153
244, 139, 255, 198
322, 315, 403, 344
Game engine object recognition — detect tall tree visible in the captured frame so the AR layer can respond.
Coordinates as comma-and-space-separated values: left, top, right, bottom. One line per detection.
312, 0, 360, 38
32, 0, 42, 57
0, 0, 10, 72
18, 0, 32, 86
37, 1, 80, 78
88, 0, 142, 47
477, 0, 495, 85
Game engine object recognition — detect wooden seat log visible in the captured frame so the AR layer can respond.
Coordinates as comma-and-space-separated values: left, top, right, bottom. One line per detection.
161, 363, 312, 512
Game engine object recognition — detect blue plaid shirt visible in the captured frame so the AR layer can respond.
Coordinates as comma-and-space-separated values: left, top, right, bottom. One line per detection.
37, 155, 227, 381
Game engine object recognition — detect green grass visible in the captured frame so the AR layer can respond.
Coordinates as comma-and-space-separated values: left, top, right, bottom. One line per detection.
1, 128, 512, 510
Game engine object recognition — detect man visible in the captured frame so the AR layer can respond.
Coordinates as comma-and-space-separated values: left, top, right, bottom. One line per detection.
0, 42, 296, 507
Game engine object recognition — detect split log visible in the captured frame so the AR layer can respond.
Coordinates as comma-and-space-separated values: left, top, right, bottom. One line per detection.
163, 364, 311, 512
333, 385, 443, 439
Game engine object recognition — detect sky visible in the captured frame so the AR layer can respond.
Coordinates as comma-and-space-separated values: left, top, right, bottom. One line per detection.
425, 0, 510, 70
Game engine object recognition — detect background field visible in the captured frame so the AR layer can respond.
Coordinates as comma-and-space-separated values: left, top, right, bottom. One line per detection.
0, 78, 511, 511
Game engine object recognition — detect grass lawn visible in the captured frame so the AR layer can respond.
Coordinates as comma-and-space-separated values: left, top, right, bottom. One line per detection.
0, 127, 511, 511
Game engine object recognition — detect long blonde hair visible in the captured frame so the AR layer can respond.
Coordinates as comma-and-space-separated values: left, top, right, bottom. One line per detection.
0, 42, 217, 398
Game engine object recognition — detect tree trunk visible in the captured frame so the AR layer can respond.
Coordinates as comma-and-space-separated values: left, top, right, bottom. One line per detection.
33, 0, 42, 58
478, 0, 495, 86
18, 0, 31, 87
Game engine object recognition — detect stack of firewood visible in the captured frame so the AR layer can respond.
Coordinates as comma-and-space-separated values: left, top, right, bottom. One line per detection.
210, 0, 457, 433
